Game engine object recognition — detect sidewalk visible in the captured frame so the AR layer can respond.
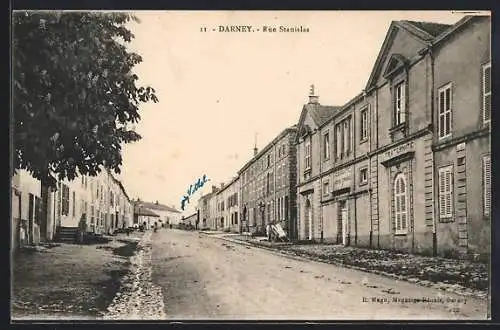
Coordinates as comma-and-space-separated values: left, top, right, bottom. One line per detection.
207, 233, 489, 300
11, 231, 144, 320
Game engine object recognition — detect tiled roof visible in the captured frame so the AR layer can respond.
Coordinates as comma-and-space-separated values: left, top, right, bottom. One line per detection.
306, 104, 342, 126
403, 20, 453, 38
135, 201, 181, 213
134, 205, 160, 217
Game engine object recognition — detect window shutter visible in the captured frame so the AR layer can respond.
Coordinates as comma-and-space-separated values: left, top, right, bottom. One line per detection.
483, 65, 491, 122
445, 170, 452, 216
439, 171, 446, 217
484, 156, 491, 216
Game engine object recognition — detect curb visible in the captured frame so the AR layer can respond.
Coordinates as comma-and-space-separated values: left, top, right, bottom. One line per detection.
201, 232, 488, 301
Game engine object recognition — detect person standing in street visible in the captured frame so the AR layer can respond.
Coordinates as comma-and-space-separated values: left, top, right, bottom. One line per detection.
78, 213, 87, 246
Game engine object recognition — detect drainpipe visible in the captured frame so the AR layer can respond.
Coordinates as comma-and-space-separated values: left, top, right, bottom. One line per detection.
319, 129, 324, 243
354, 194, 358, 245
376, 88, 380, 249
429, 47, 437, 257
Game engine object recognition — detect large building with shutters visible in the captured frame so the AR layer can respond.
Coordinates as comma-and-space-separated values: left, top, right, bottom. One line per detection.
238, 126, 298, 239
295, 15, 490, 259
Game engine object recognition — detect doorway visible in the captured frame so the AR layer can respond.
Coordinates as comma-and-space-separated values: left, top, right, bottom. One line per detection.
304, 198, 312, 240
339, 201, 348, 246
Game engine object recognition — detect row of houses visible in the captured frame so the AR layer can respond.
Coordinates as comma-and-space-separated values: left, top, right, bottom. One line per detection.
197, 15, 491, 259
11, 166, 182, 249
11, 168, 134, 248
134, 199, 182, 229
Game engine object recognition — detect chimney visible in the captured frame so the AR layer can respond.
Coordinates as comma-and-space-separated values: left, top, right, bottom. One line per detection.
253, 132, 258, 156
155, 200, 159, 205
308, 84, 319, 104
221, 183, 225, 188
212, 185, 217, 193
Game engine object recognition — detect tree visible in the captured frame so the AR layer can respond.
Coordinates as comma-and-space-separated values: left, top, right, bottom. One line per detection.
12, 11, 158, 239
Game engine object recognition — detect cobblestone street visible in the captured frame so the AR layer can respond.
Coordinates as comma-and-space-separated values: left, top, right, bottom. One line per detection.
103, 231, 166, 320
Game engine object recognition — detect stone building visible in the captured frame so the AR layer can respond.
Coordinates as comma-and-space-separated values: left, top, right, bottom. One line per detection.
238, 126, 298, 239
11, 169, 43, 249
133, 200, 181, 227
295, 15, 491, 258
429, 16, 491, 258
215, 177, 240, 233
198, 185, 220, 230
11, 167, 134, 248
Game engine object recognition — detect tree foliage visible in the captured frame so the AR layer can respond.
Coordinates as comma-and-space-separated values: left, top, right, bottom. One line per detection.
13, 11, 158, 187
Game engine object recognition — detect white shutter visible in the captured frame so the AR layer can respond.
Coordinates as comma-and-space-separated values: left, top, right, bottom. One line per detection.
483, 63, 491, 123
439, 167, 453, 218
484, 156, 491, 216
439, 169, 446, 217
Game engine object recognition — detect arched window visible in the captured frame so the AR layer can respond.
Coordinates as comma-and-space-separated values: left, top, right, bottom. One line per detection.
394, 173, 408, 234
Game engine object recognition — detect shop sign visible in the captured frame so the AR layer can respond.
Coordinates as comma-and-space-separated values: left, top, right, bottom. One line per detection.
383, 141, 415, 161
333, 168, 353, 191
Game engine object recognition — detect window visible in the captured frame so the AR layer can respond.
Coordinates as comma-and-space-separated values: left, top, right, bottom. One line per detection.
394, 81, 406, 125
72, 191, 76, 217
234, 212, 238, 224
483, 155, 491, 216
438, 83, 452, 138
438, 166, 453, 219
343, 121, 348, 155
323, 181, 330, 196
394, 174, 408, 233
61, 184, 70, 216
360, 168, 368, 185
277, 198, 281, 220
335, 124, 342, 159
335, 117, 352, 159
304, 139, 311, 170
28, 193, 34, 225
360, 108, 368, 141
323, 132, 330, 160
34, 196, 41, 225
483, 62, 491, 123
267, 154, 271, 168
284, 196, 289, 220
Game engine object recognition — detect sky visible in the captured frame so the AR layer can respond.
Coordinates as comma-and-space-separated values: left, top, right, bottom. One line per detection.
115, 10, 476, 216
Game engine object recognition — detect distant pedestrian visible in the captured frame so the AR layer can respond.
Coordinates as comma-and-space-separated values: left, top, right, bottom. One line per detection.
78, 213, 87, 245
266, 224, 271, 241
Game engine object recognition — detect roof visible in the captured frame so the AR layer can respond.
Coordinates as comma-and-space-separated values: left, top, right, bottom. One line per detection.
238, 125, 297, 174
365, 18, 457, 91
134, 205, 160, 217
306, 103, 342, 126
402, 20, 452, 38
135, 201, 181, 213
295, 102, 342, 142
432, 16, 483, 47
217, 176, 239, 195
105, 168, 131, 203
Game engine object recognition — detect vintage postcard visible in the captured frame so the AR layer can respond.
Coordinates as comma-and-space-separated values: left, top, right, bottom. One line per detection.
10, 10, 491, 321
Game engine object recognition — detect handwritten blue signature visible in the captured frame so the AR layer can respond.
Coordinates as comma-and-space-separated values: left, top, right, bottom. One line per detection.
181, 174, 210, 210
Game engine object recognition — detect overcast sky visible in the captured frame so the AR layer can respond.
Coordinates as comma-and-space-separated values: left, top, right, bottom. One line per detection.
116, 10, 474, 215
